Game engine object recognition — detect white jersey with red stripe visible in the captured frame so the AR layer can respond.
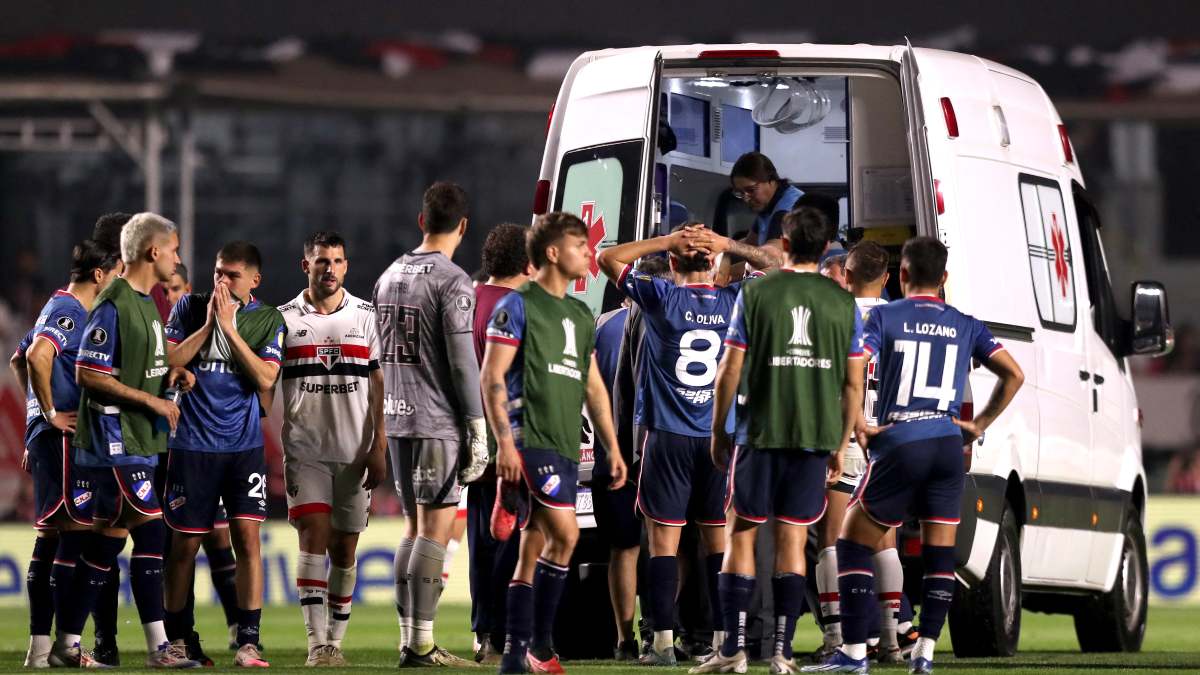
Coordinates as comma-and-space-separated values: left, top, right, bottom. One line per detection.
279, 289, 381, 464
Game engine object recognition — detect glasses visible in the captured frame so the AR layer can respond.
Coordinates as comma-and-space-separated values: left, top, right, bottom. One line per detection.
732, 182, 763, 201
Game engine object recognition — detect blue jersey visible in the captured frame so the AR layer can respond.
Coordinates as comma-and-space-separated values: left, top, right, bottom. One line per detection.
74, 296, 158, 468
165, 294, 285, 452
484, 292, 530, 437
19, 290, 89, 446
862, 295, 1004, 452
594, 307, 627, 392
755, 183, 803, 243
620, 265, 744, 438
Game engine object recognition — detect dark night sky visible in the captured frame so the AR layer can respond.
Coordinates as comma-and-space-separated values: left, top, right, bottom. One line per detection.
0, 0, 1190, 48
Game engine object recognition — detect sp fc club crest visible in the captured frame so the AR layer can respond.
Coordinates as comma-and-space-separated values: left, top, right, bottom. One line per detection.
317, 344, 341, 370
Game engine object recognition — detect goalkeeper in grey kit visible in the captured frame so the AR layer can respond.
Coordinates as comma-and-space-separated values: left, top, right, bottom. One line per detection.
373, 181, 489, 666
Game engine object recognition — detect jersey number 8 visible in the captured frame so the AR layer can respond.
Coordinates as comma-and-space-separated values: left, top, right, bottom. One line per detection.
675, 329, 721, 388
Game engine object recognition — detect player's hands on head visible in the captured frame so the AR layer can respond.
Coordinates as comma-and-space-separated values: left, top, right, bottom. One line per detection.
710, 429, 732, 470
496, 439, 522, 484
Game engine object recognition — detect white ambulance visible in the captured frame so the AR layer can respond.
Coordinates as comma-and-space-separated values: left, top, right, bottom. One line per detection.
537, 43, 1172, 656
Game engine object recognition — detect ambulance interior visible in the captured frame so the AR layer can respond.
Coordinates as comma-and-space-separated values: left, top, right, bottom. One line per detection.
655, 70, 917, 297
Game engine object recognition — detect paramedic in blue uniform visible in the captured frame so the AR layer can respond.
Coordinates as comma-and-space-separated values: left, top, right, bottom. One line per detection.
730, 152, 804, 251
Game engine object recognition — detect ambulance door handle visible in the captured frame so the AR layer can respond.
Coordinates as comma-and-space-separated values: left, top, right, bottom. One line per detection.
1078, 370, 1091, 381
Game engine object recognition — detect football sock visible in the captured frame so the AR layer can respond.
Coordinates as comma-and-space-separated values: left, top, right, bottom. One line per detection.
164, 608, 191, 642
705, 553, 724, 650
836, 539, 876, 650
531, 558, 569, 658
815, 545, 841, 646
898, 593, 914, 634
875, 548, 903, 650
772, 573, 805, 659
207, 545, 240, 629
129, 520, 168, 653
326, 564, 356, 648
58, 533, 124, 648
408, 537, 446, 653
919, 545, 956, 645
296, 551, 328, 651
93, 566, 120, 643
236, 608, 262, 648
29, 536, 56, 637
647, 555, 677, 652
718, 573, 755, 658
502, 581, 533, 666
394, 537, 414, 647
442, 537, 459, 585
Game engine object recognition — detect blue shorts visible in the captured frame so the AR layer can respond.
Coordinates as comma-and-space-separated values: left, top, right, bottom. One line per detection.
852, 435, 964, 528
88, 462, 161, 522
637, 429, 726, 527
517, 447, 578, 530
163, 447, 268, 533
28, 431, 94, 527
727, 446, 829, 525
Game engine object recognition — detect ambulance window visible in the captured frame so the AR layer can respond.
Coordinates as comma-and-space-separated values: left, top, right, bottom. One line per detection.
555, 140, 644, 317
1074, 187, 1126, 362
1018, 174, 1077, 331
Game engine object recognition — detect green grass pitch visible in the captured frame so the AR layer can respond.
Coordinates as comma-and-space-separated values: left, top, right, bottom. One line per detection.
0, 603, 1198, 672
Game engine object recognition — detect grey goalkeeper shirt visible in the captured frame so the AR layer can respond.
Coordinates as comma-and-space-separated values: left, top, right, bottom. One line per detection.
373, 250, 483, 441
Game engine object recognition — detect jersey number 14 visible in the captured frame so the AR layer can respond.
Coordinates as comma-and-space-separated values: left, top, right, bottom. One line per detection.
894, 339, 958, 411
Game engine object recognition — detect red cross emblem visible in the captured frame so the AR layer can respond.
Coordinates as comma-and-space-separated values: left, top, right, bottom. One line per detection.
1049, 213, 1069, 298
574, 201, 607, 293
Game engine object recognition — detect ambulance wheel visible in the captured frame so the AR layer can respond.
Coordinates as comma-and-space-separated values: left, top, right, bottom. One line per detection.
949, 502, 1021, 657
1074, 511, 1147, 653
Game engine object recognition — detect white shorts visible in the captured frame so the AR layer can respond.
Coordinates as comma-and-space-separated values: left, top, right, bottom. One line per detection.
833, 454, 870, 494
284, 457, 372, 533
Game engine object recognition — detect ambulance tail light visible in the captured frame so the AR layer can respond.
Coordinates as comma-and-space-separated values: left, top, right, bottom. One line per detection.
934, 179, 946, 215
940, 97, 959, 138
533, 179, 550, 216
1058, 123, 1074, 164
697, 49, 780, 59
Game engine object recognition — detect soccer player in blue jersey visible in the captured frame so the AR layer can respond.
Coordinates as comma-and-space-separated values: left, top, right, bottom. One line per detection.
804, 237, 1024, 674
597, 223, 779, 665
67, 213, 199, 669
9, 239, 121, 667
161, 241, 285, 667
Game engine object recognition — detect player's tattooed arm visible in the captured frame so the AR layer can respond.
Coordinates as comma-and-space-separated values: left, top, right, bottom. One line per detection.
710, 346, 745, 470
77, 367, 181, 432
481, 341, 521, 483
585, 357, 626, 490
722, 237, 783, 272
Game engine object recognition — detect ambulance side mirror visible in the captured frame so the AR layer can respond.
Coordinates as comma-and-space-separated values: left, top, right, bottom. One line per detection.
1129, 281, 1172, 356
